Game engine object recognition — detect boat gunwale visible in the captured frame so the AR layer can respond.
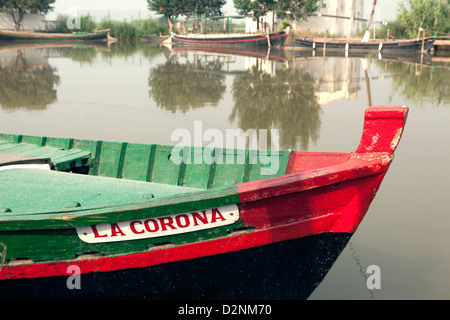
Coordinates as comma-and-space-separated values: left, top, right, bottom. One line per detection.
0, 151, 391, 230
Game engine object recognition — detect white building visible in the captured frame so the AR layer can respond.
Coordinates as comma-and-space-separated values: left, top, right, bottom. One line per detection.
0, 12, 46, 30
245, 11, 277, 33
299, 0, 365, 37
244, 0, 365, 37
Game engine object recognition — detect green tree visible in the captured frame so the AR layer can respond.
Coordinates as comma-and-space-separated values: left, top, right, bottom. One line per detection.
0, 0, 55, 31
148, 0, 184, 33
233, 0, 323, 30
185, 0, 226, 17
393, 0, 450, 38
148, 0, 226, 33
233, 0, 277, 22
276, 0, 324, 29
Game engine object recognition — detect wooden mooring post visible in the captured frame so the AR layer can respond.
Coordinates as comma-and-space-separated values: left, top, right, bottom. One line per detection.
421, 28, 425, 53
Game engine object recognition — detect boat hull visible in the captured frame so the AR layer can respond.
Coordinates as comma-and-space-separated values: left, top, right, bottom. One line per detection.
290, 37, 435, 52
0, 166, 389, 299
0, 233, 350, 300
171, 31, 288, 47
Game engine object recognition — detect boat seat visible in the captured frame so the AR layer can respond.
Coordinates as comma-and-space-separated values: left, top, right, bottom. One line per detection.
0, 141, 91, 171
0, 153, 52, 168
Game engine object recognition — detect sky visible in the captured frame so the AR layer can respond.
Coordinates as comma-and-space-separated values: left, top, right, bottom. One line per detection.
48, 0, 401, 22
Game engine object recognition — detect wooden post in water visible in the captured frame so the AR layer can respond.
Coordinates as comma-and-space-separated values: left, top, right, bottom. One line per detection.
421, 28, 425, 53
361, 59, 372, 107
362, 0, 377, 42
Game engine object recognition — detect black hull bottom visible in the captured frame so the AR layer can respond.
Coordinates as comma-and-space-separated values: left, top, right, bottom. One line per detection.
0, 232, 352, 300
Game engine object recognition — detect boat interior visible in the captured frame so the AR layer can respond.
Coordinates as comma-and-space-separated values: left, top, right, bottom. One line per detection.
0, 133, 353, 216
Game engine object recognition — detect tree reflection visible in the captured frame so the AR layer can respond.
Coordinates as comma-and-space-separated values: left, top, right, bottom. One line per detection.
55, 46, 99, 65
148, 56, 226, 113
379, 60, 450, 107
0, 49, 60, 111
230, 64, 321, 150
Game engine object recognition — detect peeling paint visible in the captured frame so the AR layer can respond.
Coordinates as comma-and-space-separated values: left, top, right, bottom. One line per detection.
0, 242, 6, 272
381, 155, 393, 165
390, 128, 403, 151
371, 133, 379, 148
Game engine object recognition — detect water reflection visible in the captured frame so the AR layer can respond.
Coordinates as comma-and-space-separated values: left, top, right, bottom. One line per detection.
0, 42, 448, 149
160, 47, 321, 149
230, 59, 321, 149
376, 59, 450, 107
148, 51, 227, 112
0, 45, 60, 110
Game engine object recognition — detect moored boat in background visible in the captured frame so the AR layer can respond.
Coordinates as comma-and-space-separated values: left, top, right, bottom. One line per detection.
289, 36, 436, 52
169, 29, 289, 47
0, 29, 111, 42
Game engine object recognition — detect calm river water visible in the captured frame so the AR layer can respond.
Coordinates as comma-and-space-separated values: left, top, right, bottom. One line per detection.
0, 41, 449, 299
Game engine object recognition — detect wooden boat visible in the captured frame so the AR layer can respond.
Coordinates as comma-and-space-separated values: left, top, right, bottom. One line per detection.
0, 29, 110, 42
290, 36, 436, 52
0, 105, 408, 299
287, 0, 435, 53
169, 29, 289, 47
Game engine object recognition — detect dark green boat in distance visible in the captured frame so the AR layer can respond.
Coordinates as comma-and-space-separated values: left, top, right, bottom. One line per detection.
0, 29, 111, 41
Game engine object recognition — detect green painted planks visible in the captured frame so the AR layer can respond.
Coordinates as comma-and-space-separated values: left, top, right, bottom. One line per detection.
96, 141, 127, 178
121, 143, 155, 182
0, 134, 291, 189
151, 145, 182, 185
